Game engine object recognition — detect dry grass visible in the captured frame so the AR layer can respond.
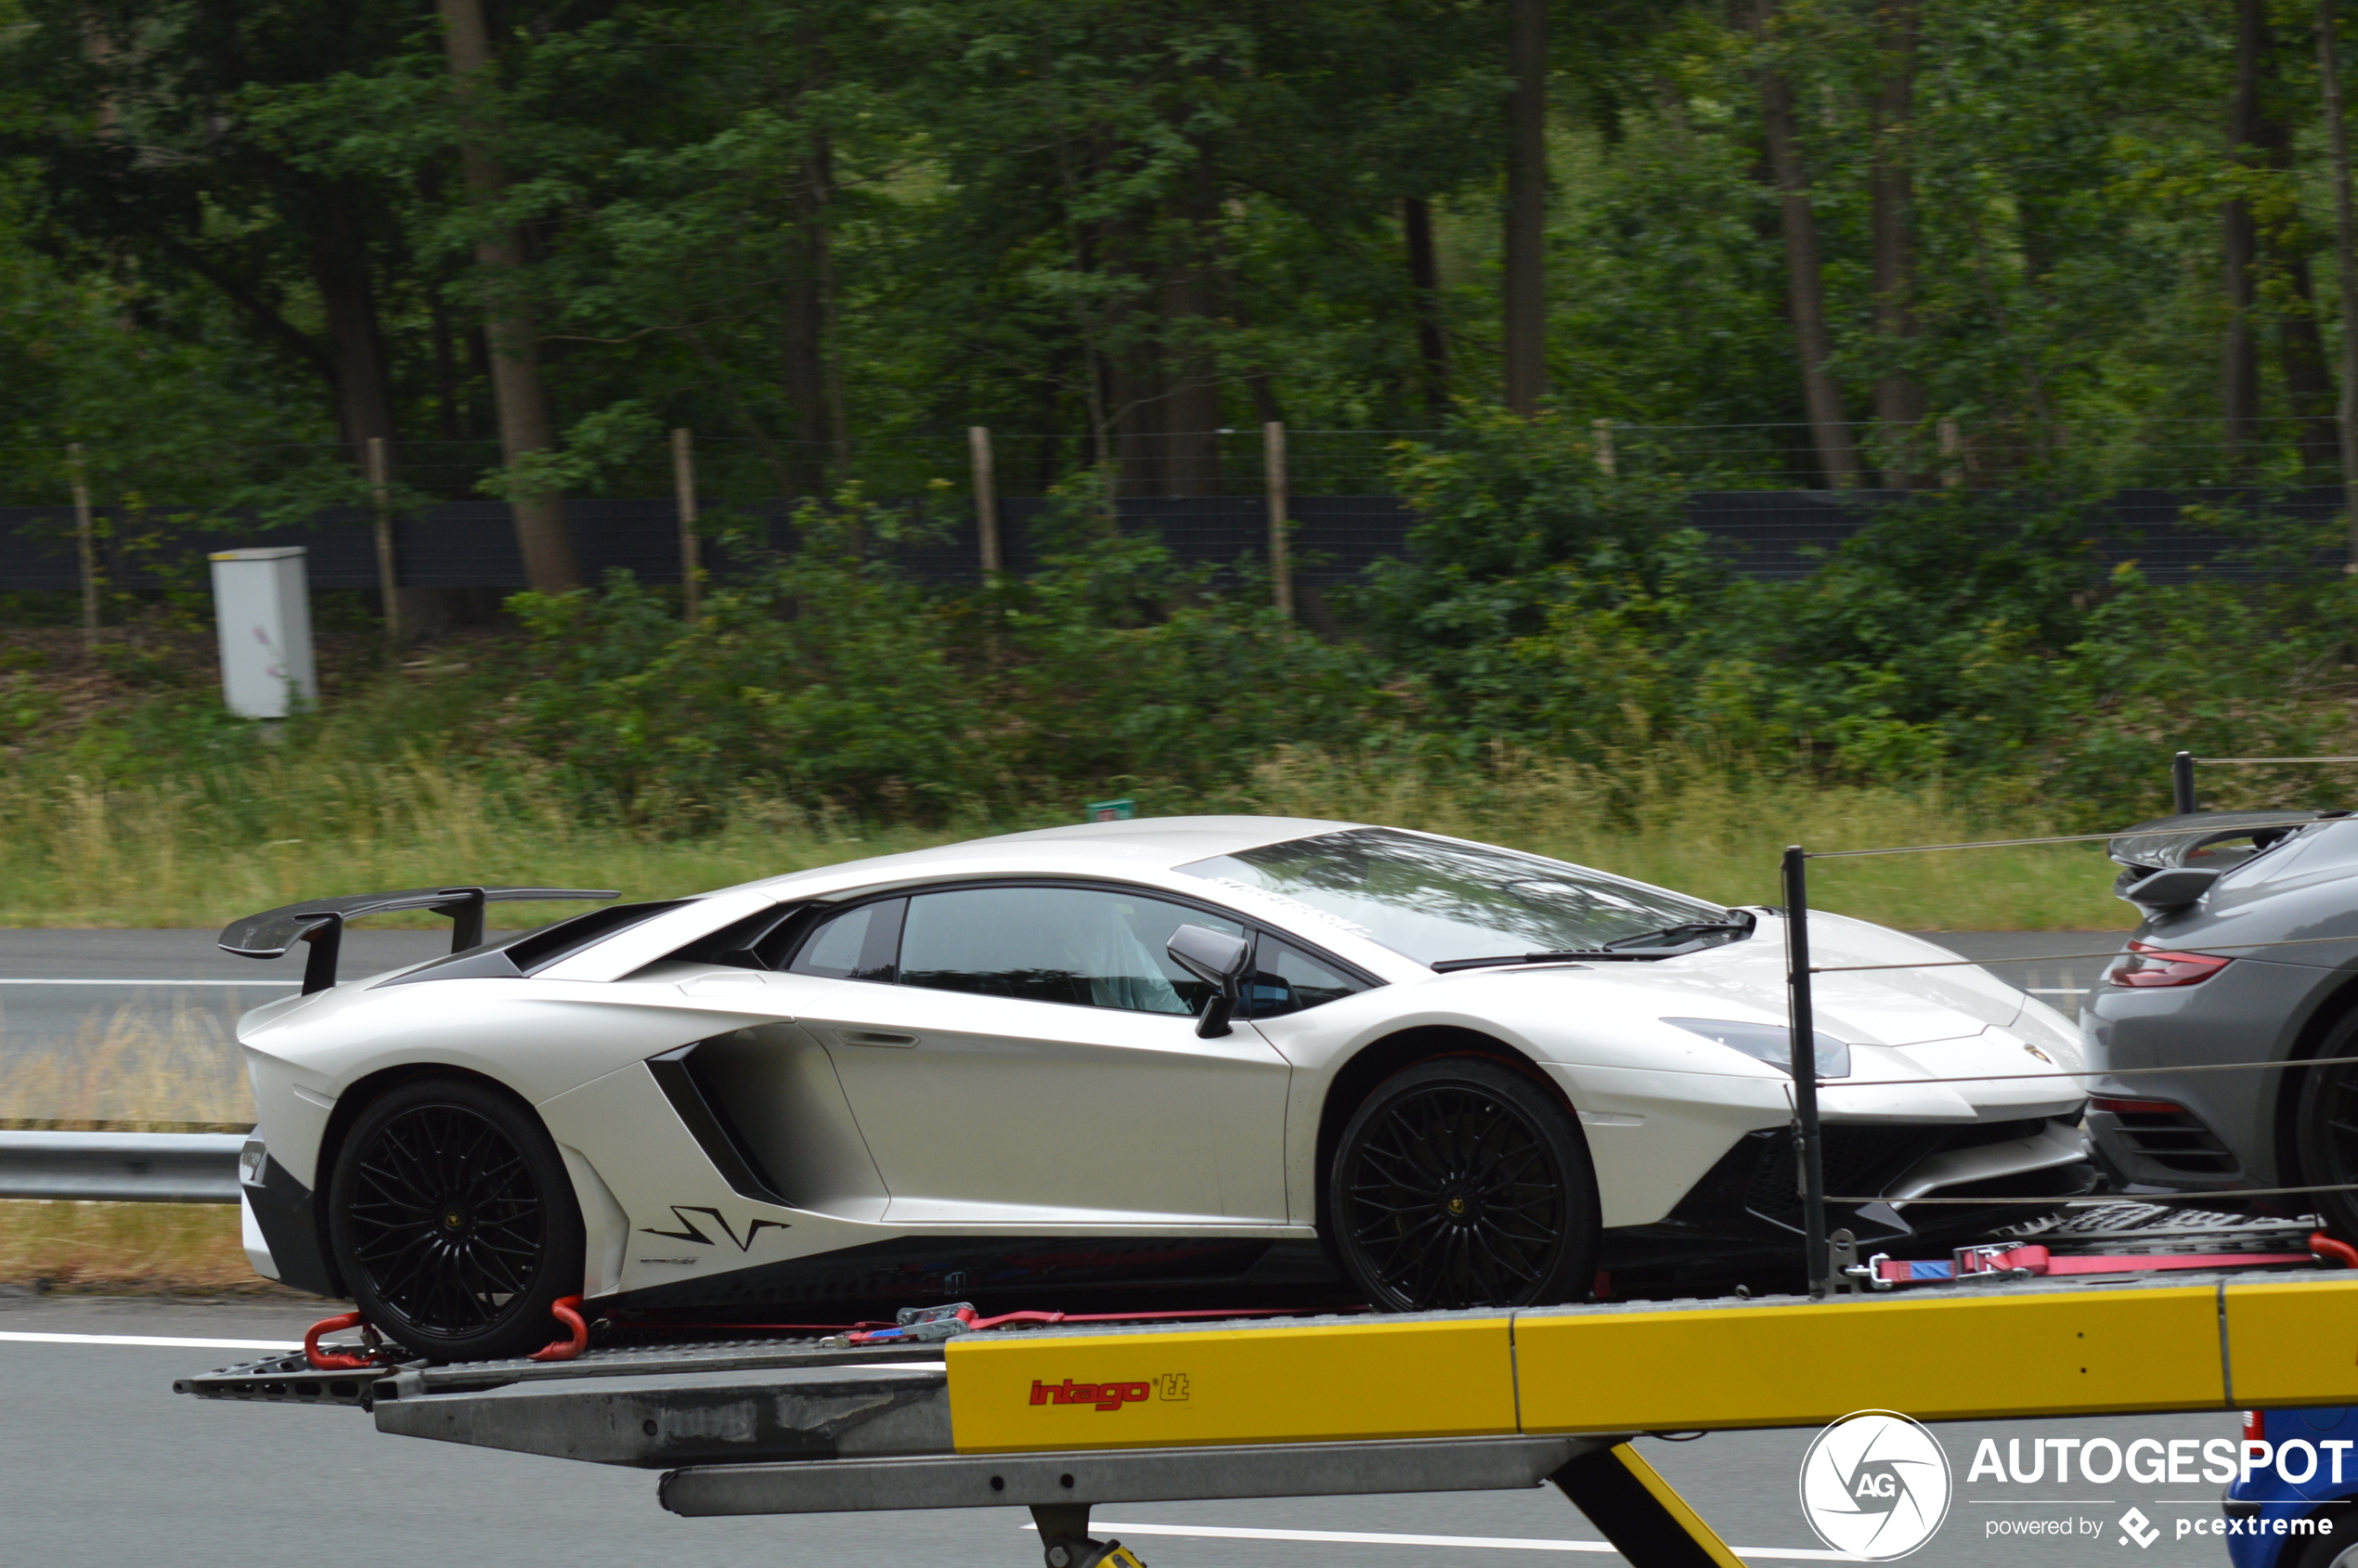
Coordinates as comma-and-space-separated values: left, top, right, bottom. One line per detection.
0, 1201, 262, 1294
0, 1000, 267, 1291
0, 750, 2129, 931
0, 756, 961, 928
0, 998, 253, 1126
1243, 749, 2129, 930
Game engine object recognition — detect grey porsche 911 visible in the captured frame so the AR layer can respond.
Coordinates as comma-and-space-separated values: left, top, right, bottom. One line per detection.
2081, 809, 2358, 1234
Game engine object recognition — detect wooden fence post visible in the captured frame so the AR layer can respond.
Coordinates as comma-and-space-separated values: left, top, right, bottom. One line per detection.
1264, 420, 1292, 616
367, 436, 400, 644
1592, 418, 1617, 478
68, 443, 96, 650
1937, 418, 1963, 488
968, 426, 1002, 577
672, 427, 702, 621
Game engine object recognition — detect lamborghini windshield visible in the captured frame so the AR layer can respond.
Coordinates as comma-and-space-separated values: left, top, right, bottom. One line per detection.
1175, 828, 1732, 967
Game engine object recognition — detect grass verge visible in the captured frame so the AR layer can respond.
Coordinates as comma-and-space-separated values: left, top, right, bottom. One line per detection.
0, 1201, 269, 1295
0, 750, 2131, 930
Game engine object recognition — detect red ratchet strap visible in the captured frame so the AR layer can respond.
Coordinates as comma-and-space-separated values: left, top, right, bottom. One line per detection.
1867, 1234, 2347, 1289
307, 1297, 590, 1370
529, 1296, 590, 1363
303, 1310, 395, 1371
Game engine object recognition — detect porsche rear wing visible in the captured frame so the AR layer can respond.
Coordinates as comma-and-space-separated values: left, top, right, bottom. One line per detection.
2104, 810, 2341, 912
219, 886, 618, 994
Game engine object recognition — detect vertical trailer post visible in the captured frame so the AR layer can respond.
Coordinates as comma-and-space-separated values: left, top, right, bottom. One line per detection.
1782, 846, 1833, 1295
2173, 750, 2197, 814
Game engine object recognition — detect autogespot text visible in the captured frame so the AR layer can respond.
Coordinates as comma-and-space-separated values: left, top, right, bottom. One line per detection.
1966, 1434, 2344, 1488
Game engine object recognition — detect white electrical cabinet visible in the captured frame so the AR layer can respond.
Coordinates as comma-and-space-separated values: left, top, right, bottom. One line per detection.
210, 547, 318, 719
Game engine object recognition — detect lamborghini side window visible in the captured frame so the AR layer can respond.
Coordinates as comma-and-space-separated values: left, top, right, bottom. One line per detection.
1242, 939, 1367, 1019
786, 898, 904, 982
898, 885, 1243, 1016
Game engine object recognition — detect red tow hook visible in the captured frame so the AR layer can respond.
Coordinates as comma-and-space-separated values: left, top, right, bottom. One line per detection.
529, 1295, 590, 1363
304, 1311, 390, 1371
2311, 1233, 2358, 1269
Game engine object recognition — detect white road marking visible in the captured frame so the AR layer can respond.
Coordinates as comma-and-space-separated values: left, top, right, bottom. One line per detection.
0, 1331, 304, 1350
2028, 988, 2089, 995
0, 978, 298, 987
1034, 1522, 1856, 1560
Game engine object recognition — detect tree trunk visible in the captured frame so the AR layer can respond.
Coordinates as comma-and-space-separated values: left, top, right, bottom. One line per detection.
1869, 0, 1925, 485
1160, 167, 1224, 497
430, 290, 463, 440
2224, 0, 2266, 467
1502, 0, 1548, 415
1405, 196, 1452, 420
1097, 210, 1164, 497
784, 25, 833, 499
2279, 254, 2341, 473
307, 178, 397, 463
436, 0, 577, 592
2318, 0, 2358, 558
2242, 2, 2340, 473
1752, 0, 1859, 487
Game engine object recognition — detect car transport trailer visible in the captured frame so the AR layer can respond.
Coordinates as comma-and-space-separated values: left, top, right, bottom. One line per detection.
176, 1253, 2358, 1568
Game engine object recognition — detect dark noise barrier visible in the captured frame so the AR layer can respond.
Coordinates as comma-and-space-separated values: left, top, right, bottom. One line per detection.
0, 486, 2346, 595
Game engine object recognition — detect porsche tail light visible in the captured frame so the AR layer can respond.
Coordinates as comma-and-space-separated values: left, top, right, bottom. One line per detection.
2245, 1410, 2265, 1445
2103, 940, 2231, 988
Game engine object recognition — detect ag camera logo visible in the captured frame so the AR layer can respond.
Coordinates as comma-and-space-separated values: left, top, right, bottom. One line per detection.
1799, 1410, 1953, 1560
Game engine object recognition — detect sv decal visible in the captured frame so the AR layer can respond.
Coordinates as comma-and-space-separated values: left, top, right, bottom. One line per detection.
638, 1205, 791, 1251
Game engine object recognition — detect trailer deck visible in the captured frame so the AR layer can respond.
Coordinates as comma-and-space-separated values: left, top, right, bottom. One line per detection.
175, 1219, 2358, 1568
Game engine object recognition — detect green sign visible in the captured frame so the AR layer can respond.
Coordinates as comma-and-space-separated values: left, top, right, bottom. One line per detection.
1083, 797, 1138, 823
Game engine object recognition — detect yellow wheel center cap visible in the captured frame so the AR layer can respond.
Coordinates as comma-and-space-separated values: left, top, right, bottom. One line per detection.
444, 1210, 463, 1230
1446, 1196, 1467, 1216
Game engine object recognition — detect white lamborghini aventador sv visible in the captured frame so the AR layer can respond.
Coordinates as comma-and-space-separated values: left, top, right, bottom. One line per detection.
224, 816, 2092, 1360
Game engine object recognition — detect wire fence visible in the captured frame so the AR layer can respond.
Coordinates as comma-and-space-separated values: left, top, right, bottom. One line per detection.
1, 414, 2352, 511
5, 416, 2355, 605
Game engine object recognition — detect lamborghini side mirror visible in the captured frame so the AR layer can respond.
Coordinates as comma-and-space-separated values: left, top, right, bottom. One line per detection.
1167, 925, 1251, 1039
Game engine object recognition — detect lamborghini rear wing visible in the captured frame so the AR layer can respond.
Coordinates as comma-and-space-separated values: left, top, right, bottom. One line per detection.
219, 886, 618, 994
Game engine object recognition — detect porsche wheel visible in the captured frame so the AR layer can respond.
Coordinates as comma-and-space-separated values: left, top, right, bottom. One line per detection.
2295, 1016, 2358, 1245
328, 1075, 585, 1363
1328, 1056, 1599, 1312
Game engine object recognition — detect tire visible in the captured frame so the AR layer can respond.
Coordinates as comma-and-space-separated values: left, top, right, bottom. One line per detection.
328, 1074, 586, 1363
2294, 1013, 2358, 1244
1328, 1056, 1600, 1312
2283, 1505, 2358, 1568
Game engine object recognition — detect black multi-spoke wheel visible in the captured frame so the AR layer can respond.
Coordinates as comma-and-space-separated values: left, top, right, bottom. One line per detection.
328, 1076, 585, 1362
1328, 1056, 1598, 1312
2296, 1017, 2358, 1245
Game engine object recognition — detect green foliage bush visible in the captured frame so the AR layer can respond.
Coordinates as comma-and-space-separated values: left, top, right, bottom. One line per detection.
486, 416, 2358, 830
506, 487, 1380, 822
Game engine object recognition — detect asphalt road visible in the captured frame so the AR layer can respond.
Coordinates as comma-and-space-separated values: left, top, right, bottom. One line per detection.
0, 929, 2128, 1099
0, 1293, 2245, 1568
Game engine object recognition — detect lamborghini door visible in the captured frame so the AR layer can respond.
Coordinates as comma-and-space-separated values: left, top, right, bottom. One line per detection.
792, 883, 1293, 1227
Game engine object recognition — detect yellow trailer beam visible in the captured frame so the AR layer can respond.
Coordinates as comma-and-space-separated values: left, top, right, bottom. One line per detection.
946, 1275, 2358, 1455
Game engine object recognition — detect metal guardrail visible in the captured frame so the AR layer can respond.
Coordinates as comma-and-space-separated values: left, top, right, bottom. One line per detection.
0, 1131, 242, 1203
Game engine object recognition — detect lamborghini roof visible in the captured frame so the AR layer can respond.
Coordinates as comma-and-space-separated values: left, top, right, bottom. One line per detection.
715, 815, 1362, 901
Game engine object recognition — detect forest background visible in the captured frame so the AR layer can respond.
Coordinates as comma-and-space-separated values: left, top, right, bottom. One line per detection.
1, 0, 2356, 929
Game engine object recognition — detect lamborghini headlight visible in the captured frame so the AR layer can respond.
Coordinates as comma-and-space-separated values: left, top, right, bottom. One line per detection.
1663, 1017, 1851, 1079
